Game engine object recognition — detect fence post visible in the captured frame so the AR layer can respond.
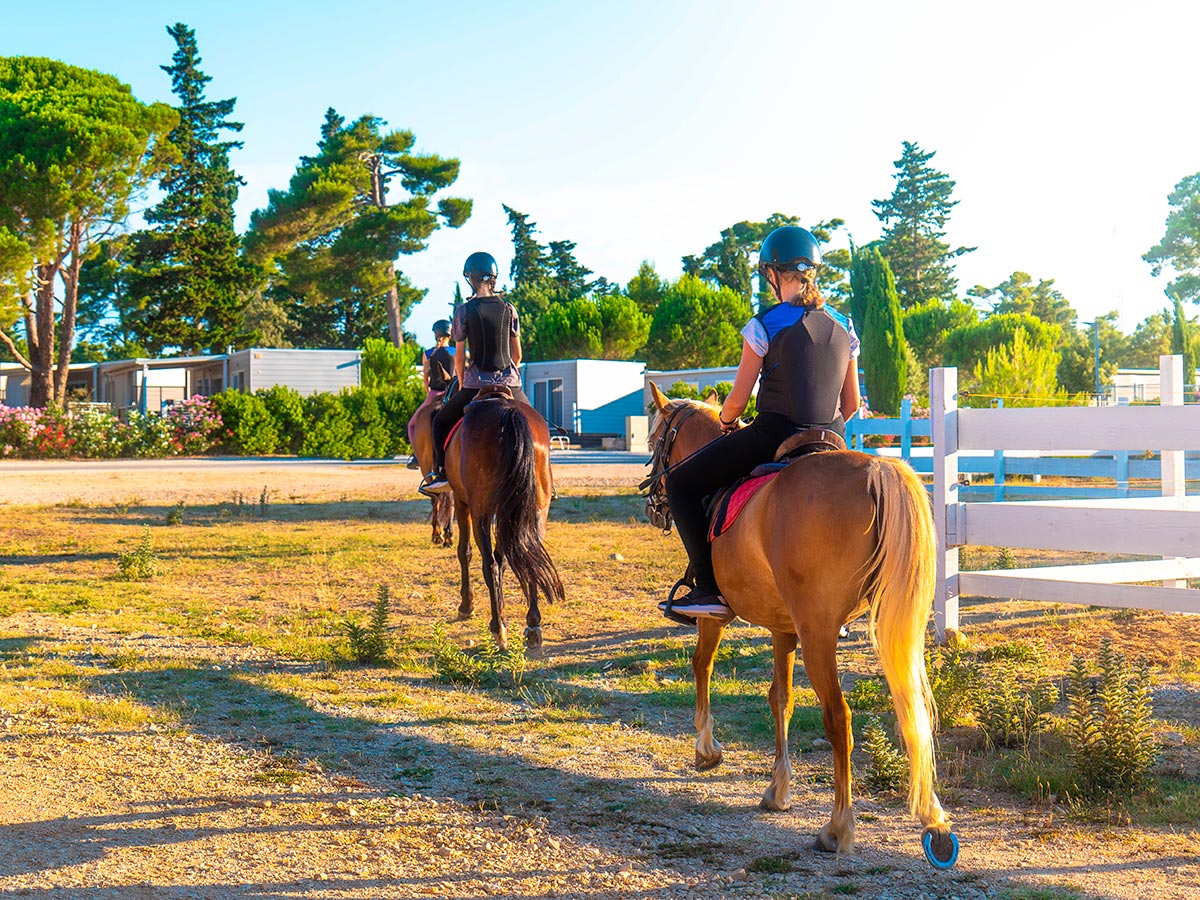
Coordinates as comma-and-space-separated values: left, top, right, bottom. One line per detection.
931, 367, 960, 641
1161, 355, 1186, 587
1115, 450, 1130, 498
900, 397, 912, 461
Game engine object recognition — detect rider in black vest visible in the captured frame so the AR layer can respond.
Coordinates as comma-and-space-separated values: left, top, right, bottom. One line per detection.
421, 252, 530, 495
660, 225, 862, 622
406, 319, 457, 468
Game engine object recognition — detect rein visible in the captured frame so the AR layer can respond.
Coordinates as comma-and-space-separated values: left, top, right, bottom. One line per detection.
639, 402, 708, 534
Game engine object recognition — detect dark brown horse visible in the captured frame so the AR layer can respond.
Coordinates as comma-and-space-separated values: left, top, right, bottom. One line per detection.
411, 402, 453, 547
445, 391, 563, 650
645, 383, 958, 869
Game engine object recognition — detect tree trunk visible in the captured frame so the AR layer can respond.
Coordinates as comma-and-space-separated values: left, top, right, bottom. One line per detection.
29, 263, 57, 409
368, 155, 404, 348
54, 225, 84, 406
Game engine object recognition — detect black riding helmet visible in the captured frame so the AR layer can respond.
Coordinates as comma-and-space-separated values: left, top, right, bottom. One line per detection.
432, 319, 452, 338
463, 251, 499, 281
758, 225, 822, 274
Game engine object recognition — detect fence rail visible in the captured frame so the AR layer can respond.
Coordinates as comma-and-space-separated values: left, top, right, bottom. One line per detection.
930, 356, 1200, 639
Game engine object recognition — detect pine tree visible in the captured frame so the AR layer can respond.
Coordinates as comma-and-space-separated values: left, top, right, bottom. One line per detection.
1145, 172, 1200, 306
546, 239, 593, 302
501, 205, 553, 347
626, 260, 666, 315
246, 109, 469, 349
125, 23, 256, 354
872, 142, 975, 309
856, 247, 907, 415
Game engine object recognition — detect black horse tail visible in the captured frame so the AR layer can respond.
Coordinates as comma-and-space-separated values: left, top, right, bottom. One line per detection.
493, 406, 564, 605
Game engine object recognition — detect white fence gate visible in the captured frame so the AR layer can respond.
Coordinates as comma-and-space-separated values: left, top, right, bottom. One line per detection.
931, 356, 1200, 641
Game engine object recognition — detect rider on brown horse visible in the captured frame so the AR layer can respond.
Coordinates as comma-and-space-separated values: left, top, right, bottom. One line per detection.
421, 251, 531, 496
661, 225, 862, 622
407, 318, 456, 469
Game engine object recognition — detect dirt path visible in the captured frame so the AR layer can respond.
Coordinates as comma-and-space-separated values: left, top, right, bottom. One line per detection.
4, 613, 1199, 900
1, 464, 1198, 899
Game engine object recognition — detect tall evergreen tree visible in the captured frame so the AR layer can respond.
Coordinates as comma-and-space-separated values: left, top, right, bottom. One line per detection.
872, 141, 974, 308
1171, 294, 1197, 383
855, 247, 907, 415
1145, 173, 1200, 306
546, 239, 593, 302
123, 24, 255, 354
501, 205, 553, 346
626, 260, 666, 315
247, 109, 470, 348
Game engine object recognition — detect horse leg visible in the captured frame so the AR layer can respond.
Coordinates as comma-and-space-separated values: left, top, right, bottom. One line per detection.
475, 515, 506, 650
429, 498, 440, 545
692, 617, 725, 771
761, 630, 798, 811
440, 495, 454, 547
801, 630, 856, 854
454, 498, 473, 620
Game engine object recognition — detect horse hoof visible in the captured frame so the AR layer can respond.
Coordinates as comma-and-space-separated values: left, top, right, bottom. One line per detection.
760, 790, 792, 812
694, 751, 722, 772
524, 627, 543, 652
454, 609, 472, 622
811, 835, 837, 853
922, 828, 959, 869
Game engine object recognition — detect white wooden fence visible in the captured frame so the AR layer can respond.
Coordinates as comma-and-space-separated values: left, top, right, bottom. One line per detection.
931, 356, 1200, 640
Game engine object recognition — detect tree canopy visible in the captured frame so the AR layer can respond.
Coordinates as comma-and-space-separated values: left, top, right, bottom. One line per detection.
1145, 172, 1200, 306
872, 141, 974, 308
643, 275, 750, 370
246, 108, 470, 348
0, 56, 176, 406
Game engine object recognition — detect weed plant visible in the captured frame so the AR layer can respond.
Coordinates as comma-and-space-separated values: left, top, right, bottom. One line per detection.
994, 546, 1017, 569
925, 644, 977, 729
861, 715, 907, 791
430, 624, 529, 689
1065, 639, 1157, 796
973, 656, 1058, 749
341, 584, 392, 664
846, 677, 891, 713
165, 501, 185, 526
116, 527, 159, 580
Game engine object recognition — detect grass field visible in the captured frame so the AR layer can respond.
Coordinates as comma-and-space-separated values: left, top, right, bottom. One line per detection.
1, 462, 1198, 899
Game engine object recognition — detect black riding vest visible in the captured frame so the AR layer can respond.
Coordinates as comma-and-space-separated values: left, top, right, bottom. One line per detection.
426, 346, 455, 392
464, 296, 515, 373
755, 305, 851, 427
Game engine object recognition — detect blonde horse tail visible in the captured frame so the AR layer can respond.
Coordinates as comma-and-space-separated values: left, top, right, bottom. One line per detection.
863, 457, 948, 831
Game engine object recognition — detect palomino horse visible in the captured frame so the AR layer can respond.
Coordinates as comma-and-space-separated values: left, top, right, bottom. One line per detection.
411, 402, 454, 547
644, 383, 958, 868
445, 389, 563, 650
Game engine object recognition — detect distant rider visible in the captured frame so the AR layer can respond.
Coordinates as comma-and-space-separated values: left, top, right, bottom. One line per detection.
661, 225, 861, 622
420, 252, 530, 495
407, 319, 456, 468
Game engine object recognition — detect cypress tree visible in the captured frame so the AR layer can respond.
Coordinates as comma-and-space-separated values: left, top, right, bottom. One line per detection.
126, 23, 256, 354
1171, 294, 1196, 385
857, 247, 908, 415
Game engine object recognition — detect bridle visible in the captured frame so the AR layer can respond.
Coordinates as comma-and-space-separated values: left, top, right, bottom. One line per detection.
638, 402, 703, 534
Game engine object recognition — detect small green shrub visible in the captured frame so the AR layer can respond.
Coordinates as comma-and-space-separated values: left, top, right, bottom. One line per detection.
210, 390, 280, 455
430, 624, 528, 689
117, 527, 159, 580
256, 385, 308, 454
926, 644, 977, 729
341, 584, 392, 664
994, 546, 1016, 569
165, 501, 185, 526
973, 657, 1058, 749
846, 677, 891, 712
1065, 640, 1157, 796
860, 716, 907, 791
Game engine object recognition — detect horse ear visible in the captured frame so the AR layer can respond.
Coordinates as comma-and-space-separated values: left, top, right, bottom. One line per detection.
649, 381, 671, 412
701, 388, 720, 407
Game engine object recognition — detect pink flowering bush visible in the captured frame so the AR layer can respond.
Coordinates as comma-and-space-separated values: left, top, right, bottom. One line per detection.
0, 396, 224, 459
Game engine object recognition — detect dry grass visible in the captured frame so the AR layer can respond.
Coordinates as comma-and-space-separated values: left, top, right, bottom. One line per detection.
1, 462, 1199, 898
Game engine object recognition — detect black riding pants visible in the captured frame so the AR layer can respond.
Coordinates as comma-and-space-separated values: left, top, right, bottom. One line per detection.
664, 412, 843, 595
431, 385, 531, 472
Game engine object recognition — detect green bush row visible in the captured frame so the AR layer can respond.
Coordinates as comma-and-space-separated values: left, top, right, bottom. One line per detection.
209, 382, 425, 459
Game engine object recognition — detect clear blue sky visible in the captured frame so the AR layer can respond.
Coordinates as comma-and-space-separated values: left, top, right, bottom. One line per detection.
4, 0, 1198, 340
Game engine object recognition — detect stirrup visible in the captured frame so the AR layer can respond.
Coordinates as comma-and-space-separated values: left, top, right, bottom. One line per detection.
660, 577, 698, 627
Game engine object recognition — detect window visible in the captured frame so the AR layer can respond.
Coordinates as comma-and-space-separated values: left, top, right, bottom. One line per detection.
532, 378, 565, 429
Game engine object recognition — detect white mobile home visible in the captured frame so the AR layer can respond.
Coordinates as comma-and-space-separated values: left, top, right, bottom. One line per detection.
188, 348, 362, 397
521, 359, 645, 442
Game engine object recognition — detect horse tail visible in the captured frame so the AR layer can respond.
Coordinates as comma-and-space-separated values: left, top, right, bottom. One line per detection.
862, 457, 948, 830
493, 406, 565, 605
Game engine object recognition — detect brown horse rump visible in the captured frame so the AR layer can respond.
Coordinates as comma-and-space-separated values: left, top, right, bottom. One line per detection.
707, 434, 846, 541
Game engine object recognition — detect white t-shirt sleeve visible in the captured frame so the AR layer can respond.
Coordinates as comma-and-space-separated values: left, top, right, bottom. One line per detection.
847, 317, 861, 359
741, 317, 768, 358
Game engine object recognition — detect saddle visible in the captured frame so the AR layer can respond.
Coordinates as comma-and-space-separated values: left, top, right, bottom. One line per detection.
469, 384, 514, 404
707, 429, 846, 541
